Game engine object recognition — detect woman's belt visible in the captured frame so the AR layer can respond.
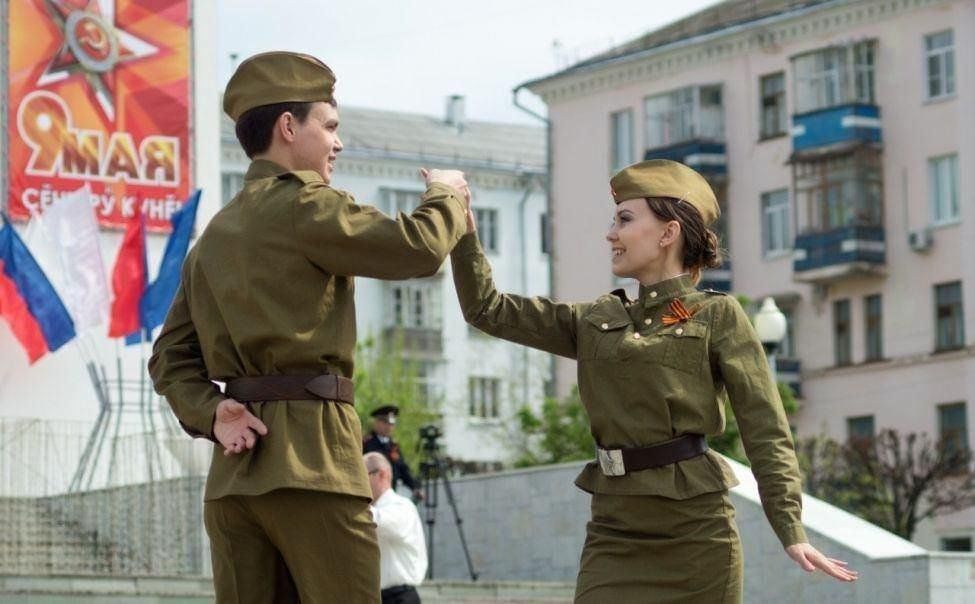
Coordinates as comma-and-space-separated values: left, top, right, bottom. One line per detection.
225, 374, 354, 405
596, 434, 708, 476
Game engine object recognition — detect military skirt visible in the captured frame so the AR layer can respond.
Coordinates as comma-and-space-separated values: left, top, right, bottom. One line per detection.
574, 489, 742, 604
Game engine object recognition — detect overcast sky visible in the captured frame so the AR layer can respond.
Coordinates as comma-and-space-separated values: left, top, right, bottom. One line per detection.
217, 0, 722, 125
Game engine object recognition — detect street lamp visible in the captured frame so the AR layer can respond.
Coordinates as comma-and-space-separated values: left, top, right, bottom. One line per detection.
753, 297, 787, 380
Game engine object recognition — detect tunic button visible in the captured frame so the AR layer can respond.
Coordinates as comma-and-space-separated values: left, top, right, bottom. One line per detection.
633, 333, 641, 339
601, 323, 609, 330
675, 327, 684, 335
644, 318, 652, 325
649, 291, 658, 298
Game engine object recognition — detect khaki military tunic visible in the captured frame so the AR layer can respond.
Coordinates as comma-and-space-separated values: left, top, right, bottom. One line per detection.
149, 159, 466, 603
450, 234, 806, 602
150, 159, 466, 501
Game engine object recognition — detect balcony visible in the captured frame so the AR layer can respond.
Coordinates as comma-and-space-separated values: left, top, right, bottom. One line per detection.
643, 84, 726, 177
793, 225, 886, 283
644, 139, 726, 177
791, 103, 881, 155
381, 326, 443, 358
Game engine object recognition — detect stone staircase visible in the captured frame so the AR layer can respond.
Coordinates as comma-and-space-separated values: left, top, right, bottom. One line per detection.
0, 497, 118, 575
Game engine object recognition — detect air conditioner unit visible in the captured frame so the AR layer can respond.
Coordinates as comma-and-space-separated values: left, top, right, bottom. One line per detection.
908, 228, 933, 253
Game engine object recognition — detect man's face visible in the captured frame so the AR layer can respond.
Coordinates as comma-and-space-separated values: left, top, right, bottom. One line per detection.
373, 417, 393, 437
291, 101, 342, 183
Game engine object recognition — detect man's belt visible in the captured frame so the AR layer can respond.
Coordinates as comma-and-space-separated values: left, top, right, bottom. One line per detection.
596, 434, 708, 476
225, 374, 354, 405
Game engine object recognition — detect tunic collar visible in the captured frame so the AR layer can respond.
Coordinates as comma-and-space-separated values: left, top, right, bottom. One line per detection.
244, 159, 290, 181
638, 274, 696, 307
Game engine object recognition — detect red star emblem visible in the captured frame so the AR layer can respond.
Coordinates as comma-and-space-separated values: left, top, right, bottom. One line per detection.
37, 0, 159, 121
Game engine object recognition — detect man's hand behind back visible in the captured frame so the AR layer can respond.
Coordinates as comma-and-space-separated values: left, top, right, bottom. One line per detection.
214, 399, 268, 456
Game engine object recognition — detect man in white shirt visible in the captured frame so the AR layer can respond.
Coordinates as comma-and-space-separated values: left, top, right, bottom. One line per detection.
364, 452, 428, 604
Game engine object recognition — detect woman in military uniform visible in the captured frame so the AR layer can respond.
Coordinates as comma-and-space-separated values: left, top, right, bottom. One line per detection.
449, 159, 856, 603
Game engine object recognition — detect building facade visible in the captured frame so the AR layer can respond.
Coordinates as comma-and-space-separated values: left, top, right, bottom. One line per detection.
220, 98, 551, 464
523, 0, 973, 550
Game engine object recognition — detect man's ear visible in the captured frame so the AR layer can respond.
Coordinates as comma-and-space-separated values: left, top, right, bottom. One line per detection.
277, 112, 296, 142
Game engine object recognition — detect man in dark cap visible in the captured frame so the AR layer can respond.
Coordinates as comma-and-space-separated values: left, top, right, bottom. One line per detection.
149, 51, 470, 602
363, 405, 422, 500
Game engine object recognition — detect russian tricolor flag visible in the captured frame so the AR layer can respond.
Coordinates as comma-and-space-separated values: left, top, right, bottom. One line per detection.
0, 218, 76, 363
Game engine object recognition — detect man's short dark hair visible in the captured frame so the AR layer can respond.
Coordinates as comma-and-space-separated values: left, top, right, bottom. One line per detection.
234, 101, 315, 159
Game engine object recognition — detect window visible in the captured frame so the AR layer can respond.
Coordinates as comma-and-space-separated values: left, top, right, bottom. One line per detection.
941, 537, 973, 552
469, 377, 500, 418
386, 189, 422, 215
644, 85, 724, 149
389, 282, 442, 329
540, 213, 551, 254
929, 154, 959, 225
864, 294, 883, 362
792, 41, 876, 114
610, 109, 634, 172
938, 402, 969, 459
413, 361, 442, 405
846, 415, 875, 441
833, 299, 851, 366
221, 172, 245, 206
474, 207, 498, 253
935, 281, 964, 351
925, 30, 955, 99
761, 189, 791, 255
794, 151, 883, 232
759, 72, 786, 138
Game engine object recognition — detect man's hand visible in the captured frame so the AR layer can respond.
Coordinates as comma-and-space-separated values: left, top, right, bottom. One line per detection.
214, 398, 268, 456
420, 168, 471, 208
785, 543, 858, 582
465, 208, 477, 235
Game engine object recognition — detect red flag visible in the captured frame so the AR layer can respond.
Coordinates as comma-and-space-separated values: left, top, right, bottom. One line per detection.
108, 215, 147, 337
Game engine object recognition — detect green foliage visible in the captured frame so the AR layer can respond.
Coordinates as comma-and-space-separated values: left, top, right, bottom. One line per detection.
512, 388, 595, 468
353, 333, 439, 474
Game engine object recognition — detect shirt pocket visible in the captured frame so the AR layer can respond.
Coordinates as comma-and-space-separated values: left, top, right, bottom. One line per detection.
659, 319, 708, 375
579, 312, 632, 360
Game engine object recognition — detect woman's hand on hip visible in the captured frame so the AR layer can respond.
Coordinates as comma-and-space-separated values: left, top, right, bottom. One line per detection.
785, 542, 858, 582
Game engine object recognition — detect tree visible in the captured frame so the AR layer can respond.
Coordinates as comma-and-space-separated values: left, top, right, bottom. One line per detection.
798, 429, 975, 540
511, 388, 595, 468
353, 333, 439, 476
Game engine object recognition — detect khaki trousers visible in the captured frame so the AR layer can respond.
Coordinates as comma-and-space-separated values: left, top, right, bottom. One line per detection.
204, 489, 380, 604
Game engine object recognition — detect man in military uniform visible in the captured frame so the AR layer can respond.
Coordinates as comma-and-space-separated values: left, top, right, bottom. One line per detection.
148, 51, 469, 603
363, 405, 421, 500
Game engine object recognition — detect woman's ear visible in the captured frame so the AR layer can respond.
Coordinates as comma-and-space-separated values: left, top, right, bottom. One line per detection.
661, 220, 682, 247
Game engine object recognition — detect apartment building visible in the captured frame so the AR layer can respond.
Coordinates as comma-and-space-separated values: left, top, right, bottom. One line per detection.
521, 0, 973, 549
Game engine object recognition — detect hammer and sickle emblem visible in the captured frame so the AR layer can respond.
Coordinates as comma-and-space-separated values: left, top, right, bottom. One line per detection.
78, 19, 109, 55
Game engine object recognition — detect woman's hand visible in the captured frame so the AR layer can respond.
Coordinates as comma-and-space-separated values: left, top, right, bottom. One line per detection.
465, 208, 477, 234
785, 543, 858, 582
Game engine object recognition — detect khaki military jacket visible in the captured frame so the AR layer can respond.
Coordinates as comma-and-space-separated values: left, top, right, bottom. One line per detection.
149, 159, 466, 502
450, 235, 807, 547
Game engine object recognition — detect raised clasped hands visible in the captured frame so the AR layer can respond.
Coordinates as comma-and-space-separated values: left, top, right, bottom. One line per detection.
213, 398, 268, 456
420, 167, 471, 208
785, 542, 858, 582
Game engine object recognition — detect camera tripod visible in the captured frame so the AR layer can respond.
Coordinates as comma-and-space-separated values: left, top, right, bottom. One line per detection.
418, 433, 478, 581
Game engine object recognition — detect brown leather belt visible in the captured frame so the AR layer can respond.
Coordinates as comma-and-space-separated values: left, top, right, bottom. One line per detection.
596, 434, 708, 476
225, 374, 354, 405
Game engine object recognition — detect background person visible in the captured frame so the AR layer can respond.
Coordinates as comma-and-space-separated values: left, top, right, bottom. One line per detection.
363, 405, 423, 500
364, 452, 427, 604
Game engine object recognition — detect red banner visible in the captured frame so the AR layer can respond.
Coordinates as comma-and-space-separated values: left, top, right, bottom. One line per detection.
7, 0, 192, 232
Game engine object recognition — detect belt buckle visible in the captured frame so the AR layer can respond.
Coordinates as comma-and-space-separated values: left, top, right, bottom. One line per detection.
596, 447, 625, 477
